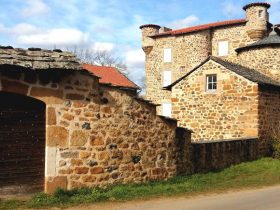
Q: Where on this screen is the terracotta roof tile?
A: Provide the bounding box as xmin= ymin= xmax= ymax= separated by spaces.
xmin=83 ymin=64 xmax=140 ymax=89
xmin=151 ymin=19 xmax=247 ymax=37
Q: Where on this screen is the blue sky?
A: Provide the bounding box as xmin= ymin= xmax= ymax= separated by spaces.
xmin=0 ymin=0 xmax=279 ymax=86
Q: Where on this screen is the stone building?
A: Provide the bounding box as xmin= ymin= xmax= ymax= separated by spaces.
xmin=0 ymin=46 xmax=193 ymax=194
xmin=140 ymin=2 xmax=280 ymax=154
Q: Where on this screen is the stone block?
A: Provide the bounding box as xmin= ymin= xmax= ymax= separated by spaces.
xmin=63 ymin=113 xmax=75 ymax=121
xmin=82 ymin=175 xmax=96 ymax=183
xmin=45 ymin=176 xmax=67 ymax=194
xmin=66 ymin=93 xmax=84 ymax=100
xmin=90 ymin=167 xmax=104 ymax=174
xmin=98 ymin=151 xmax=110 ymax=161
xmin=47 ymin=107 xmax=56 ymax=125
xmin=70 ymin=130 xmax=89 ymax=146
xmin=90 ymin=136 xmax=104 ymax=146
xmin=30 ymin=87 xmax=63 ymax=104
xmin=74 ymin=167 xmax=89 ymax=174
xmin=80 ymin=151 xmax=91 ymax=159
xmin=47 ymin=126 xmax=69 ymax=147
xmin=1 ymin=79 xmax=29 ymax=95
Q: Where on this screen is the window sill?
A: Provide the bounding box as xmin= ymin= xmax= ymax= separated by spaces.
xmin=205 ymin=90 xmax=218 ymax=94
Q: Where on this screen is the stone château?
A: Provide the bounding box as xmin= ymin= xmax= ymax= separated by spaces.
xmin=140 ymin=2 xmax=280 ymax=154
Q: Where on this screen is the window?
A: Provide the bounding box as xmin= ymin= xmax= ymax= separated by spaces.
xmin=218 ymin=41 xmax=229 ymax=56
xmin=164 ymin=48 xmax=172 ymax=62
xmin=180 ymin=66 xmax=186 ymax=72
xmin=163 ymin=71 xmax=172 ymax=87
xmin=206 ymin=74 xmax=217 ymax=91
xmin=258 ymin=10 xmax=264 ymax=18
xmin=162 ymin=102 xmax=172 ymax=117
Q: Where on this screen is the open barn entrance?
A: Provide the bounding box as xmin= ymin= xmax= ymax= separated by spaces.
xmin=0 ymin=92 xmax=46 ymax=194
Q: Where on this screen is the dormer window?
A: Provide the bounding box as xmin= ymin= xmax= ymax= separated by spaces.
xmin=258 ymin=10 xmax=264 ymax=18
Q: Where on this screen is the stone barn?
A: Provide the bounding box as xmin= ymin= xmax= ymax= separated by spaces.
xmin=0 ymin=46 xmax=192 ymax=194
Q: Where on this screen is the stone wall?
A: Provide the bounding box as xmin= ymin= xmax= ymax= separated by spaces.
xmin=0 ymin=67 xmax=191 ymax=193
xmin=238 ymin=47 xmax=280 ymax=82
xmin=191 ymin=138 xmax=258 ymax=173
xmin=211 ymin=24 xmax=252 ymax=62
xmin=143 ymin=23 xmax=255 ymax=115
xmin=171 ymin=60 xmax=259 ymax=141
xmin=145 ymin=31 xmax=211 ymax=114
xmin=258 ymin=87 xmax=280 ymax=155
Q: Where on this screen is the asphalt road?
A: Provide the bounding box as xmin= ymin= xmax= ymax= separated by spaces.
xmin=68 ymin=185 xmax=280 ymax=210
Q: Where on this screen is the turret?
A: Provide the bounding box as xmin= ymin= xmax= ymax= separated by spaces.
xmin=243 ymin=2 xmax=270 ymax=40
xmin=139 ymin=24 xmax=160 ymax=54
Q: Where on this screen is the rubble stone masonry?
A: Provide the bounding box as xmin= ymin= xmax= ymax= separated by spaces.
xmin=0 ymin=68 xmax=190 ymax=193
xmin=238 ymin=47 xmax=280 ymax=82
xmin=171 ymin=60 xmax=259 ymax=141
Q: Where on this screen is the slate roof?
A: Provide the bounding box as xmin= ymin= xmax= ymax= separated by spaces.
xmin=149 ymin=19 xmax=247 ymax=38
xmin=83 ymin=64 xmax=140 ymax=90
xmin=243 ymin=2 xmax=270 ymax=10
xmin=0 ymin=46 xmax=82 ymax=70
xmin=164 ymin=56 xmax=280 ymax=90
xmin=236 ymin=29 xmax=280 ymax=53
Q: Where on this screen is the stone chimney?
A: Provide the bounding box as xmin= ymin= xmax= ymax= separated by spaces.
xmin=243 ymin=2 xmax=271 ymax=40
xmin=139 ymin=24 xmax=161 ymax=54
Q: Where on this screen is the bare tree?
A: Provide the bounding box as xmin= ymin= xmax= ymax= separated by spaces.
xmin=68 ymin=47 xmax=128 ymax=75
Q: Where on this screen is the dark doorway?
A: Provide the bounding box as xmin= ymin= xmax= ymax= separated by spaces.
xmin=0 ymin=92 xmax=46 ymax=194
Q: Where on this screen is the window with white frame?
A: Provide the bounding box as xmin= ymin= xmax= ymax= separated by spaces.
xmin=206 ymin=74 xmax=217 ymax=91
xmin=162 ymin=102 xmax=172 ymax=117
xmin=218 ymin=41 xmax=229 ymax=56
xmin=163 ymin=48 xmax=172 ymax=62
xmin=163 ymin=70 xmax=172 ymax=87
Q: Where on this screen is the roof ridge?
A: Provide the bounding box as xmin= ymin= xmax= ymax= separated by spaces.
xmin=165 ymin=56 xmax=280 ymax=90
xmin=210 ymin=56 xmax=280 ymax=86
xmin=151 ymin=19 xmax=246 ymax=37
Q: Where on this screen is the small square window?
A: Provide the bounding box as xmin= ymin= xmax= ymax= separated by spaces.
xmin=206 ymin=74 xmax=217 ymax=91
xmin=180 ymin=66 xmax=186 ymax=72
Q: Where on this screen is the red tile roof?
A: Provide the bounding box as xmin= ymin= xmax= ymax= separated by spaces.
xmin=83 ymin=64 xmax=140 ymax=89
xmin=151 ymin=19 xmax=247 ymax=37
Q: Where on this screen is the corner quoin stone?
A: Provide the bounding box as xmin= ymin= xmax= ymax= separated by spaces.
xmin=47 ymin=126 xmax=69 ymax=147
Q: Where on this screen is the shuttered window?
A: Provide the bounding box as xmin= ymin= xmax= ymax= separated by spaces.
xmin=164 ymin=48 xmax=172 ymax=62
xmin=163 ymin=71 xmax=172 ymax=87
xmin=218 ymin=41 xmax=229 ymax=56
xmin=162 ymin=102 xmax=172 ymax=117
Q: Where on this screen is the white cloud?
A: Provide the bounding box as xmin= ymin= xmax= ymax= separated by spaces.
xmin=21 ymin=0 xmax=50 ymax=18
xmin=222 ymin=1 xmax=242 ymax=18
xmin=17 ymin=28 xmax=89 ymax=47
xmin=92 ymin=42 xmax=115 ymax=52
xmin=168 ymin=15 xmax=199 ymax=29
xmin=125 ymin=49 xmax=145 ymax=69
xmin=125 ymin=49 xmax=145 ymax=87
xmin=9 ymin=23 xmax=43 ymax=35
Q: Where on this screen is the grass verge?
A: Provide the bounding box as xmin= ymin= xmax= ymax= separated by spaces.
xmin=1 ymin=157 xmax=280 ymax=209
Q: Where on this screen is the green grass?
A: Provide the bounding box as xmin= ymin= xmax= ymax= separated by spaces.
xmin=2 ymin=158 xmax=280 ymax=209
